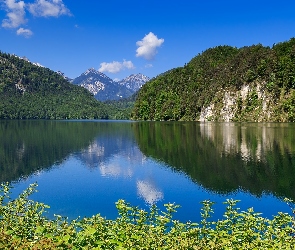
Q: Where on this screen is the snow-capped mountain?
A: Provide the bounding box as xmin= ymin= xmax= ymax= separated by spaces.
xmin=118 ymin=73 xmax=150 ymax=92
xmin=72 ymin=68 xmax=131 ymax=101
xmin=72 ymin=68 xmax=149 ymax=101
xmin=72 ymin=68 xmax=113 ymax=95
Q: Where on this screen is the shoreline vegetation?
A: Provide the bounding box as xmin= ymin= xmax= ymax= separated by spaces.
xmin=1 ymin=183 xmax=294 ymax=249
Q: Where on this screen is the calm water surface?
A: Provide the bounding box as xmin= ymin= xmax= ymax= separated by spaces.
xmin=0 ymin=120 xmax=294 ymax=222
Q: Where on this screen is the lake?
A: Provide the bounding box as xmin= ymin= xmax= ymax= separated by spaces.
xmin=0 ymin=120 xmax=294 ymax=222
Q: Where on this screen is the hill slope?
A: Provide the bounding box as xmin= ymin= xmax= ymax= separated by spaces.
xmin=0 ymin=52 xmax=108 ymax=119
xmin=132 ymin=38 xmax=295 ymax=122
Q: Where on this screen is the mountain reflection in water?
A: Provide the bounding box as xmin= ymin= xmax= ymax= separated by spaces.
xmin=1 ymin=120 xmax=294 ymax=221
xmin=133 ymin=122 xmax=295 ymax=200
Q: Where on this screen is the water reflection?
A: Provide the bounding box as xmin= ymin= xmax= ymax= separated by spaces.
xmin=77 ymin=138 xmax=163 ymax=204
xmin=133 ymin=122 xmax=295 ymax=200
xmin=0 ymin=120 xmax=101 ymax=183
xmin=200 ymin=122 xmax=295 ymax=163
xmin=137 ymin=179 xmax=163 ymax=205
xmin=1 ymin=120 xmax=294 ymax=221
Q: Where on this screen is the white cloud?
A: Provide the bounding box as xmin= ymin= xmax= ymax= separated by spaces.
xmin=136 ymin=32 xmax=164 ymax=60
xmin=145 ymin=63 xmax=153 ymax=68
xmin=1 ymin=0 xmax=71 ymax=37
xmin=1 ymin=0 xmax=27 ymax=28
xmin=122 ymin=60 xmax=134 ymax=69
xmin=99 ymin=60 xmax=135 ymax=74
xmin=16 ymin=27 xmax=33 ymax=37
xmin=28 ymin=0 xmax=71 ymax=17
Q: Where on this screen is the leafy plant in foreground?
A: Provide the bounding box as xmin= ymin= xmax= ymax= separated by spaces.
xmin=0 ymin=183 xmax=294 ymax=249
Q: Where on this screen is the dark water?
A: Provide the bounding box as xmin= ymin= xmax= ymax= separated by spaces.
xmin=0 ymin=120 xmax=294 ymax=222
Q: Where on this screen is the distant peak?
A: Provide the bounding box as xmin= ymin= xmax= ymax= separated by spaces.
xmin=121 ymin=73 xmax=150 ymax=81
xmin=83 ymin=68 xmax=98 ymax=75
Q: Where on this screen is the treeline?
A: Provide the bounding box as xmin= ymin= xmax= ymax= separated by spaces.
xmin=0 ymin=51 xmax=108 ymax=119
xmin=104 ymin=93 xmax=137 ymax=120
xmin=132 ymin=38 xmax=295 ymax=121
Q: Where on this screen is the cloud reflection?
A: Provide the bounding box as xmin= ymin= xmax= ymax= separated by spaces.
xmin=99 ymin=161 xmax=133 ymax=178
xmin=137 ymin=179 xmax=163 ymax=205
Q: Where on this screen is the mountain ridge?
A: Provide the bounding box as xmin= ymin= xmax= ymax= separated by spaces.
xmin=71 ymin=68 xmax=149 ymax=101
xmin=117 ymin=73 xmax=150 ymax=92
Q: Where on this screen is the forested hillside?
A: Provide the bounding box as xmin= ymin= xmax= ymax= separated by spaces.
xmin=104 ymin=92 xmax=138 ymax=119
xmin=132 ymin=38 xmax=295 ymax=122
xmin=0 ymin=52 xmax=108 ymax=119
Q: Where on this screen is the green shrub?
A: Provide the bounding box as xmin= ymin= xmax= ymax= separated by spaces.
xmin=0 ymin=183 xmax=294 ymax=249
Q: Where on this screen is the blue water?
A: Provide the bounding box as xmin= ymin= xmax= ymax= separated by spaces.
xmin=10 ymin=147 xmax=290 ymax=222
xmin=2 ymin=120 xmax=293 ymax=223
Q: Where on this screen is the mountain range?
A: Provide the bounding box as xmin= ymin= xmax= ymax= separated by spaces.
xmin=71 ymin=68 xmax=150 ymax=101
xmin=13 ymin=57 xmax=150 ymax=102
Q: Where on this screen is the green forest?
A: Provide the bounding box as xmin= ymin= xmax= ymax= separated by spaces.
xmin=3 ymin=37 xmax=295 ymax=121
xmin=0 ymin=51 xmax=113 ymax=119
xmin=132 ymin=37 xmax=295 ymax=122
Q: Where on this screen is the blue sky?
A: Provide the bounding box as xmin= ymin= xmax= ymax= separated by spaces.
xmin=1 ymin=0 xmax=295 ymax=80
